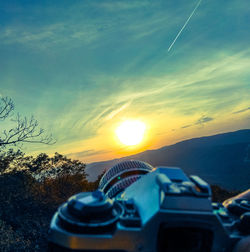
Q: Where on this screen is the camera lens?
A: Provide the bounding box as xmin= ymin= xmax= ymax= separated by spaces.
xmin=99 ymin=160 xmax=153 ymax=198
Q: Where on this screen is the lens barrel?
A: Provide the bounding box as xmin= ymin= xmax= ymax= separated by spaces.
xmin=99 ymin=160 xmax=153 ymax=198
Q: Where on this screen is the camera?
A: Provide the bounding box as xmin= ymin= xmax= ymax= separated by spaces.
xmin=48 ymin=160 xmax=250 ymax=252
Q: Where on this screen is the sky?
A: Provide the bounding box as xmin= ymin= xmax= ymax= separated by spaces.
xmin=0 ymin=0 xmax=250 ymax=163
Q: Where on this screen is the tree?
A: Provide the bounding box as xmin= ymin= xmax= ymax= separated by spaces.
xmin=0 ymin=149 xmax=26 ymax=173
xmin=0 ymin=96 xmax=55 ymax=150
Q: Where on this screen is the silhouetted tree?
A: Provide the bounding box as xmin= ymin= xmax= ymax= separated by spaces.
xmin=0 ymin=151 xmax=91 ymax=251
xmin=0 ymin=96 xmax=55 ymax=150
xmin=0 ymin=149 xmax=243 ymax=251
xmin=0 ymin=149 xmax=27 ymax=173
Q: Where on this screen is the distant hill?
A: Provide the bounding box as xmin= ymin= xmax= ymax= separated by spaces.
xmin=85 ymin=129 xmax=250 ymax=190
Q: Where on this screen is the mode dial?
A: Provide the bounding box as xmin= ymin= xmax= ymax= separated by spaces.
xmin=67 ymin=190 xmax=113 ymax=221
xmin=58 ymin=190 xmax=123 ymax=233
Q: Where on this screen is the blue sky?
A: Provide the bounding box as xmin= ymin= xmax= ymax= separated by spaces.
xmin=1 ymin=0 xmax=249 ymax=162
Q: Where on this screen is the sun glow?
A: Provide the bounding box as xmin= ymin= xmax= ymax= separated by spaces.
xmin=115 ymin=120 xmax=146 ymax=146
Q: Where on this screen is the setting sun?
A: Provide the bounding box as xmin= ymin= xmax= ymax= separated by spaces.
xmin=115 ymin=120 xmax=146 ymax=146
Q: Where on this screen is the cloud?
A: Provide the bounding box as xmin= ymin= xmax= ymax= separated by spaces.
xmin=69 ymin=85 xmax=166 ymax=140
xmin=80 ymin=101 xmax=130 ymax=130
xmin=233 ymin=107 xmax=250 ymax=114
xmin=195 ymin=116 xmax=214 ymax=125
xmin=67 ymin=149 xmax=110 ymax=158
xmin=77 ymin=49 xmax=250 ymax=133
xmin=0 ymin=2 xmax=151 ymax=50
xmin=94 ymin=1 xmax=151 ymax=11
xmin=0 ymin=0 xmax=188 ymax=52
xmin=78 ymin=83 xmax=166 ymax=124
xmin=23 ymin=47 xmax=250 ymax=150
xmin=181 ymin=124 xmax=192 ymax=129
xmin=0 ymin=22 xmax=101 ymax=50
xmin=105 ymin=102 xmax=131 ymax=120
xmin=181 ymin=115 xmax=214 ymax=130
xmin=2 ymin=0 xmax=250 ymax=161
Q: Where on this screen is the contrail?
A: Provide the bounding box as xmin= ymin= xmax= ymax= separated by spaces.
xmin=168 ymin=0 xmax=203 ymax=52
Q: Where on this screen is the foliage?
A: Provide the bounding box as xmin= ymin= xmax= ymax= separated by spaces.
xmin=0 ymin=150 xmax=87 ymax=179
xmin=0 ymin=150 xmax=242 ymax=251
xmin=0 ymin=151 xmax=98 ymax=251
xmin=0 ymin=149 xmax=26 ymax=173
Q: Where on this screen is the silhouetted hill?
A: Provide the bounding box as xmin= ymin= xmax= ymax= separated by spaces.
xmin=86 ymin=129 xmax=250 ymax=190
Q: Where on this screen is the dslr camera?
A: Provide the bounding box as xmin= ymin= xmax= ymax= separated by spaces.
xmin=48 ymin=160 xmax=250 ymax=252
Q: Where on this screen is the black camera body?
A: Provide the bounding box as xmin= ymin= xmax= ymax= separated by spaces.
xmin=48 ymin=160 xmax=250 ymax=252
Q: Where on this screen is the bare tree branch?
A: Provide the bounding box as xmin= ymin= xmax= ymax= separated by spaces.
xmin=0 ymin=97 xmax=14 ymax=120
xmin=0 ymin=97 xmax=56 ymax=149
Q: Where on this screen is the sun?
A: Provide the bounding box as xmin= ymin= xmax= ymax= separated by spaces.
xmin=115 ymin=120 xmax=146 ymax=146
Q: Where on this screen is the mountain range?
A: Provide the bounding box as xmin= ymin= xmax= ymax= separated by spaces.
xmin=85 ymin=129 xmax=250 ymax=190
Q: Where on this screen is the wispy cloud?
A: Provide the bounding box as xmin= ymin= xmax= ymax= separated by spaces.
xmin=33 ymin=48 xmax=250 ymax=150
xmin=180 ymin=115 xmax=214 ymax=130
xmin=195 ymin=116 xmax=214 ymax=125
xmin=0 ymin=22 xmax=101 ymax=50
xmin=2 ymin=0 xmax=250 ymax=161
xmin=0 ymin=0 xmax=192 ymax=51
xmin=79 ymin=101 xmax=131 ymax=131
xmin=233 ymin=107 xmax=250 ymax=114
xmin=67 ymin=149 xmax=109 ymax=158
xmin=0 ymin=1 xmax=156 ymax=50
xmin=70 ymin=49 xmax=250 ymax=138
xmin=105 ymin=102 xmax=131 ymax=120
xmin=93 ymin=0 xmax=151 ymax=11
xmin=181 ymin=124 xmax=192 ymax=129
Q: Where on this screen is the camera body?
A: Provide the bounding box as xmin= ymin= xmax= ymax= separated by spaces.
xmin=48 ymin=161 xmax=250 ymax=252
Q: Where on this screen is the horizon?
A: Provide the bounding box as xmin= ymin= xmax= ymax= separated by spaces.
xmin=1 ymin=0 xmax=250 ymax=163
xmin=85 ymin=128 xmax=250 ymax=164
